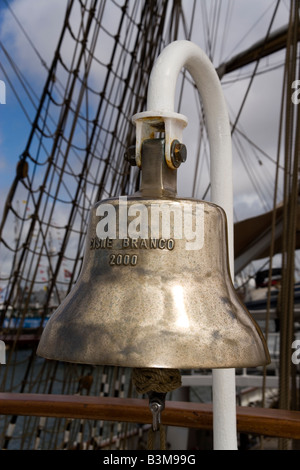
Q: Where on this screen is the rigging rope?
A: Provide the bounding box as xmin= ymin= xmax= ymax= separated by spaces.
xmin=0 ymin=0 xmax=173 ymax=450
xmin=0 ymin=0 xmax=297 ymax=451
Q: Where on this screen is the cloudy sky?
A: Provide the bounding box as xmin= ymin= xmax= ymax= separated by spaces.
xmin=0 ymin=0 xmax=295 ymax=280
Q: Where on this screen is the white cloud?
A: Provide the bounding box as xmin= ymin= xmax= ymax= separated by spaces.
xmin=0 ymin=0 xmax=67 ymax=82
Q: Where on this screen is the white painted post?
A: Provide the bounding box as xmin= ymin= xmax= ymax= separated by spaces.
xmin=144 ymin=40 xmax=237 ymax=450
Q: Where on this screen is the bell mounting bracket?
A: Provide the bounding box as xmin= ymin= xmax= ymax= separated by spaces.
xmin=132 ymin=111 xmax=188 ymax=170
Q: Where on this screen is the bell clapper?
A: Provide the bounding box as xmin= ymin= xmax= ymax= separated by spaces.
xmin=132 ymin=368 xmax=182 ymax=449
xmin=147 ymin=391 xmax=167 ymax=450
xmin=148 ymin=391 xmax=166 ymax=432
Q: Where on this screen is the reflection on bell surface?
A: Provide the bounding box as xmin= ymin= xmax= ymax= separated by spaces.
xmin=37 ymin=138 xmax=270 ymax=369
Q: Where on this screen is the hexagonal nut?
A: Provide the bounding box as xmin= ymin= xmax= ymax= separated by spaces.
xmin=124 ymin=145 xmax=137 ymax=166
xmin=170 ymin=140 xmax=187 ymax=168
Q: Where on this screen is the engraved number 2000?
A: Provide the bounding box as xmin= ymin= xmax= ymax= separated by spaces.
xmin=109 ymin=254 xmax=138 ymax=266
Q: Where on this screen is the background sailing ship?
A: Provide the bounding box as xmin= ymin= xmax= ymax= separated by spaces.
xmin=0 ymin=0 xmax=299 ymax=450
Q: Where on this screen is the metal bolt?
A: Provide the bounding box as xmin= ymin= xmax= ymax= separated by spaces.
xmin=124 ymin=145 xmax=137 ymax=166
xmin=149 ymin=400 xmax=164 ymax=431
xmin=148 ymin=391 xmax=166 ymax=432
xmin=170 ymin=140 xmax=187 ymax=168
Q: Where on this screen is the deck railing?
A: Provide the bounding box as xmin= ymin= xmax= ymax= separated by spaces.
xmin=0 ymin=393 xmax=299 ymax=441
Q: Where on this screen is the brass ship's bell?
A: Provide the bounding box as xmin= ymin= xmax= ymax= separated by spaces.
xmin=37 ymin=137 xmax=270 ymax=369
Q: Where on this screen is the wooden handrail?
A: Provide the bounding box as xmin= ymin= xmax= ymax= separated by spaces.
xmin=0 ymin=393 xmax=299 ymax=440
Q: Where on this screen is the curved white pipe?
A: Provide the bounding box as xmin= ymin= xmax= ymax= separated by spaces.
xmin=146 ymin=40 xmax=237 ymax=450
xmin=147 ymin=41 xmax=233 ymax=258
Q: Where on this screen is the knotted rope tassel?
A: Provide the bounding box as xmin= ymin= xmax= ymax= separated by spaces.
xmin=147 ymin=424 xmax=166 ymax=450
xmin=132 ymin=367 xmax=182 ymax=394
